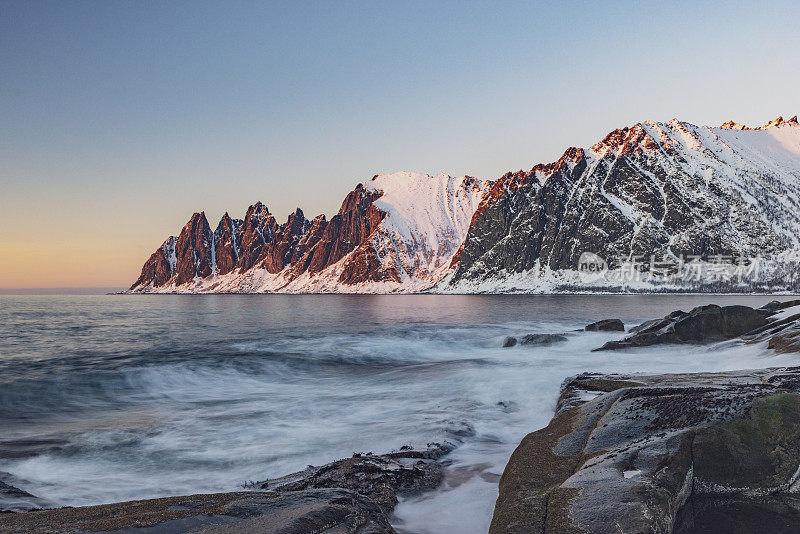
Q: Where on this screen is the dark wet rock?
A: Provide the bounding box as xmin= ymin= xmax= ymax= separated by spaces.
xmin=490 ymin=367 xmax=800 ymax=534
xmin=595 ymin=304 xmax=767 ymax=351
xmin=776 ymin=299 xmax=800 ymax=310
xmin=766 ymin=328 xmax=800 ymax=353
xmin=502 ymin=336 xmax=518 ymax=348
xmin=0 ymin=438 xmax=466 ymax=533
xmin=585 ymin=319 xmax=624 ymax=332
xmin=256 ymin=443 xmax=455 ymax=514
xmin=520 ymin=333 xmax=568 ymax=346
xmin=742 ymin=303 xmax=800 ymax=354
xmin=497 ymin=401 xmax=519 ymax=413
xmin=758 ymin=300 xmax=784 ymax=316
xmin=504 ymin=333 xmax=569 ymax=347
xmin=680 ymin=494 xmax=800 ymax=534
xmin=627 ymin=309 xmax=688 ymax=335
xmin=0 ymin=478 xmax=48 ymax=512
xmin=0 ymin=489 xmax=393 ymax=533
xmin=757 ymin=299 xmax=800 ymax=317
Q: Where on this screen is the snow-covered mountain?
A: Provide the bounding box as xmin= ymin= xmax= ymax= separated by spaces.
xmin=130 ymin=172 xmax=489 ymax=293
xmin=442 ymin=115 xmax=800 ymax=292
xmin=131 ymin=115 xmax=800 ymax=293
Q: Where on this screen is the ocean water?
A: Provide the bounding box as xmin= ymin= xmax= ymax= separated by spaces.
xmin=1 ymin=294 xmax=799 ymax=533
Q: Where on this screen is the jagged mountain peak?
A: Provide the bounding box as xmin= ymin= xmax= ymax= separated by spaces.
xmin=244 ymin=201 xmax=271 ymax=217
xmin=131 ymin=171 xmax=489 ymax=292
xmin=184 ymin=211 xmax=208 ymax=225
xmin=719 ymin=115 xmax=798 ymax=130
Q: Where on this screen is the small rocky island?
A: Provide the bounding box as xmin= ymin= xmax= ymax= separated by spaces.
xmin=2 ymin=300 xmax=800 ymax=533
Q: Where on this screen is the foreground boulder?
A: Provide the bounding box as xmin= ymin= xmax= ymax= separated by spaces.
xmin=742 ymin=303 xmax=800 ymax=354
xmin=490 ymin=366 xmax=800 ymax=534
xmin=0 ymin=479 xmax=48 ymax=513
xmin=757 ymin=299 xmax=800 ymax=317
xmin=0 ymin=439 xmax=462 ymax=534
xmin=0 ymin=489 xmax=394 ymax=533
xmin=595 ymin=304 xmax=767 ymax=350
xmin=255 ymin=443 xmax=455 ymax=514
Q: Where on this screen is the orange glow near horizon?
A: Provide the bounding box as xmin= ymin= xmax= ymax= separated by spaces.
xmin=0 ymin=239 xmax=147 ymax=289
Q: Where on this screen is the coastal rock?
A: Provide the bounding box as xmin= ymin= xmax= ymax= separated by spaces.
xmin=0 ymin=489 xmax=394 ymax=534
xmin=490 ymin=367 xmax=800 ymax=534
xmin=757 ymin=299 xmax=800 ymax=317
xmin=255 ymin=440 xmax=461 ymax=515
xmin=0 ymin=440 xmax=463 ymax=533
xmin=260 ymin=450 xmax=443 ymax=514
xmin=502 ymin=336 xmax=518 ymax=348
xmin=585 ymin=319 xmax=624 ymax=332
xmin=502 ymin=334 xmax=568 ymax=347
xmin=520 ymin=333 xmax=568 ymax=346
xmin=595 ymin=304 xmax=767 ymax=350
xmin=742 ymin=303 xmax=800 ymax=354
xmin=0 ymin=479 xmax=48 ymax=512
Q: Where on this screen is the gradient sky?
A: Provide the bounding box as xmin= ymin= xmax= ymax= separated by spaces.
xmin=2 ymin=1 xmax=799 ymax=288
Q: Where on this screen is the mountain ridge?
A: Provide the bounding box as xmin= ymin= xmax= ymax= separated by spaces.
xmin=131 ymin=115 xmax=800 ymax=293
xmin=131 ymin=171 xmax=489 ymax=293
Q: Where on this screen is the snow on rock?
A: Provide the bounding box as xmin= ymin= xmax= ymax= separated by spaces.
xmin=364 ymin=172 xmax=488 ymax=285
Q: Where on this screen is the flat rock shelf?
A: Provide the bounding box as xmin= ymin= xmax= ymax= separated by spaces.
xmin=490 ymin=367 xmax=800 ymax=534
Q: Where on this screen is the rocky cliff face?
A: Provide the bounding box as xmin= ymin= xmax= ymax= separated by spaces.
xmin=213 ymin=212 xmax=242 ymax=276
xmin=131 ymin=116 xmax=800 ymax=293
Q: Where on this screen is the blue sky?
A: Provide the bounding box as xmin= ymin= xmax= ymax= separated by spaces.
xmin=1 ymin=1 xmax=799 ymax=287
